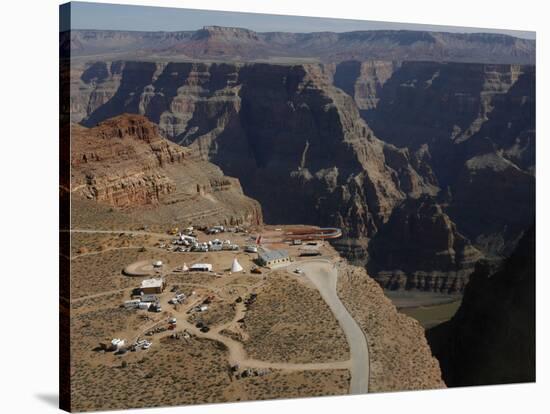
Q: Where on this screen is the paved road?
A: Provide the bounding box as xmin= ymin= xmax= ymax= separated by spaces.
xmin=70 ymin=228 xmax=370 ymax=390
xmin=290 ymin=260 xmax=370 ymax=394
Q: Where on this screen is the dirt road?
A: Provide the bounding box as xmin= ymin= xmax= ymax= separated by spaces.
xmin=290 ymin=260 xmax=370 ymax=394
xmin=67 ymin=228 xmax=169 ymax=238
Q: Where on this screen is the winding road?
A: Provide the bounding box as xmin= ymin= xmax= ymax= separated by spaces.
xmin=289 ymin=260 xmax=370 ymax=394
xmin=70 ymin=228 xmax=370 ymax=394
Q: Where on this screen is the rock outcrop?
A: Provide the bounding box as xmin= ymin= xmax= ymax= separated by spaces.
xmin=337 ymin=262 xmax=446 ymax=391
xmin=70 ymin=114 xmax=262 ymax=227
xmin=427 ymin=226 xmax=535 ymax=386
xmin=367 ymin=195 xmax=482 ymax=292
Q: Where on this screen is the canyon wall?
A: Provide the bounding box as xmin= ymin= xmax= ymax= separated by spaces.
xmin=70 ymin=59 xmax=535 ymax=292
xmin=71 ymin=60 xmax=435 ymax=245
xmin=354 ymin=61 xmax=535 ymax=259
xmin=426 ymin=226 xmax=535 ymax=386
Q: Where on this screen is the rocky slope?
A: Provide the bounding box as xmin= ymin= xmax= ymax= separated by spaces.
xmin=62 ymin=27 xmax=535 ymax=64
xmin=337 ymin=261 xmax=445 ymax=391
xmin=426 ymin=226 xmax=535 ymax=386
xmin=70 ymin=114 xmax=262 ymax=227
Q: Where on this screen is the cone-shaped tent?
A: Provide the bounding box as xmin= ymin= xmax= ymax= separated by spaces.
xmin=231 ymin=258 xmax=243 ymax=273
xmin=182 ymin=263 xmax=189 ymax=272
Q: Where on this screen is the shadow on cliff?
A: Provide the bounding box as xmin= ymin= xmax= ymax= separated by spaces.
xmin=82 ymin=61 xmax=157 ymax=127
xmin=426 ymin=224 xmax=535 ymax=387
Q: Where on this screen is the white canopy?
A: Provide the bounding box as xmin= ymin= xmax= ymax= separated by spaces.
xmin=231 ymin=258 xmax=243 ymax=273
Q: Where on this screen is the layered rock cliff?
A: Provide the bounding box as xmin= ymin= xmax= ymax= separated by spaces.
xmin=426 ymin=226 xmax=535 ymax=386
xmin=367 ymin=195 xmax=482 ymax=292
xmin=332 ymin=60 xmax=400 ymax=111
xmin=71 ymin=61 xmax=436 ymax=249
xmin=70 ymin=114 xmax=263 ymax=227
xmin=69 ymin=59 xmax=535 ymax=292
xmin=359 ymin=61 xmax=535 ymax=260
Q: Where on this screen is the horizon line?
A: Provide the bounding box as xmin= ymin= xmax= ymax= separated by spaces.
xmin=60 ymin=2 xmax=536 ymax=40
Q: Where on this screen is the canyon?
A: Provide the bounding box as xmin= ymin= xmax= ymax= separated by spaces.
xmin=63 ymin=25 xmax=536 ymax=395
xmin=69 ymin=54 xmax=535 ymax=294
xmin=68 ymin=114 xmax=446 ymax=400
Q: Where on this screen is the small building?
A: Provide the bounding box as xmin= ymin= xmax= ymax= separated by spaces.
xmin=153 ymin=260 xmax=163 ymax=268
xmin=258 ymin=249 xmax=290 ymax=268
xmin=190 ymin=263 xmax=213 ymax=272
xmin=140 ymin=278 xmax=166 ymax=294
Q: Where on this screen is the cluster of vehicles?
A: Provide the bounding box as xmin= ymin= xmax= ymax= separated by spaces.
xmin=123 ymin=297 xmax=162 ymax=312
xmin=168 ymin=293 xmax=187 ymax=305
xmin=187 ymin=295 xmax=215 ymax=315
xmin=195 ymin=321 xmax=210 ymax=333
xmin=131 ymin=339 xmax=152 ymax=351
xmin=106 ymin=338 xmax=152 ymax=356
xmin=188 ymin=239 xmax=240 ymax=253
xmin=167 ymin=226 xmax=240 ymax=253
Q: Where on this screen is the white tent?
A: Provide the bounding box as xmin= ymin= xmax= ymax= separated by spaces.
xmin=153 ymin=260 xmax=163 ymax=267
xmin=182 ymin=263 xmax=189 ymax=272
xmin=231 ymin=258 xmax=243 ymax=273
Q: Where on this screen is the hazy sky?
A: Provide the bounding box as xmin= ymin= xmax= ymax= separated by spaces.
xmin=60 ymin=1 xmax=535 ymax=40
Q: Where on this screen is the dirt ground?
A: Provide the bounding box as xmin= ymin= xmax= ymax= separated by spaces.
xmin=337 ymin=263 xmax=446 ymax=392
xmin=69 ymin=224 xmax=353 ymax=411
xmin=243 ymin=272 xmax=350 ymax=363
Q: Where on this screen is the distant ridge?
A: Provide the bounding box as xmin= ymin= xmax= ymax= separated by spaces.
xmin=62 ymin=26 xmax=535 ymax=64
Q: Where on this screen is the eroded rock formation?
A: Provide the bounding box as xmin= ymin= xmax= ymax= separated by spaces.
xmin=69 ymin=58 xmax=535 ymax=292
xmin=70 ymin=114 xmax=262 ymax=227
xmin=367 ymin=195 xmax=482 ymax=292
xmin=360 ymin=62 xmax=535 ymax=259
xmin=72 ymin=61 xmax=436 ymax=250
